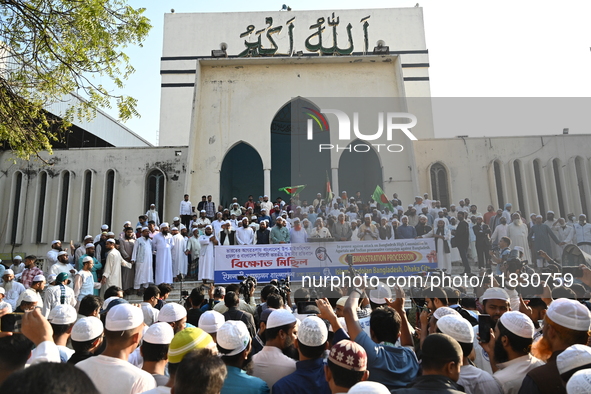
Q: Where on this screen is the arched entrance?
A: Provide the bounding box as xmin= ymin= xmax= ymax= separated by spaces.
xmin=338 ymin=140 xmax=383 ymax=203
xmin=270 ymin=98 xmax=331 ymax=204
xmin=220 ymin=143 xmax=264 ymax=209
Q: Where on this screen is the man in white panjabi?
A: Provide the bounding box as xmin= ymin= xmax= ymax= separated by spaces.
xmin=236 ymin=218 xmax=255 ymax=245
xmin=422 ymin=218 xmax=452 ymax=272
xmin=132 ymin=227 xmax=154 ymax=291
xmin=506 ymin=213 xmax=532 ymax=265
xmin=146 ymin=204 xmax=161 ymax=227
xmin=152 ymin=223 xmax=174 ymax=285
xmin=185 ymin=227 xmax=202 ymax=276
xmin=490 ymin=217 xmax=508 ymax=248
xmin=49 ymin=251 xmax=77 ymax=288
xmin=101 ymin=239 xmax=132 ymax=298
xmin=45 ymin=240 xmax=62 ymax=275
xmin=574 ymin=214 xmax=591 ymax=254
xmin=544 ymin=211 xmax=562 ymax=262
xmin=198 ymin=225 xmax=218 ymax=283
xmin=554 ymin=217 xmax=574 ymax=255
xmin=170 ymin=227 xmax=187 ymax=278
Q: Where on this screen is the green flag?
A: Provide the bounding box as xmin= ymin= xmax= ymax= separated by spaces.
xmin=278 ymin=185 xmax=306 ymax=196
xmin=372 ymin=185 xmax=394 ymax=211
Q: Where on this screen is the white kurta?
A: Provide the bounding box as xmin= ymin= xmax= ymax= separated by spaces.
xmin=198 ymin=235 xmax=215 ymax=281
xmin=44 ymin=249 xmax=59 ymax=275
xmin=556 ymin=224 xmax=575 ymax=256
xmin=423 ymin=228 xmax=452 ymax=272
xmin=171 ymin=233 xmax=187 ymax=276
xmin=545 ymin=220 xmax=562 ymax=262
xmin=507 ymin=222 xmax=532 ymax=264
xmin=153 ymin=233 xmax=174 ymax=285
xmin=236 ymin=226 xmax=255 ymax=245
xmin=574 ymin=223 xmax=591 ymax=254
xmin=49 ymin=262 xmax=77 ymax=288
xmin=1 ymin=281 xmax=26 ymax=310
xmin=101 ymin=248 xmax=132 ymax=298
xmin=490 ymin=224 xmax=508 ymax=246
xmin=132 ymin=237 xmax=154 ymax=289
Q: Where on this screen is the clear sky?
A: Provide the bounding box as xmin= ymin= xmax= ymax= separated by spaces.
xmin=107 ymin=1 xmax=591 ymax=144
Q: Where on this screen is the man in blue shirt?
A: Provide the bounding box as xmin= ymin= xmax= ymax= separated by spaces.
xmin=344 ymin=285 xmax=419 ymax=391
xmin=218 ymin=320 xmax=270 ymax=394
xmin=396 ymin=215 xmax=418 ymax=239
xmin=273 ymin=316 xmax=331 ymax=394
xmin=270 ymin=218 xmax=290 ymax=244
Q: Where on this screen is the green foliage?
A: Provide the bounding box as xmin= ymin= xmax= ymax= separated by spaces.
xmin=0 ymin=0 xmax=151 ymax=159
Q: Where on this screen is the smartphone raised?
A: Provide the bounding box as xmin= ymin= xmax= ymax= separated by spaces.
xmin=478 ymin=314 xmax=492 ymax=343
xmin=1 ymin=312 xmax=24 ymax=333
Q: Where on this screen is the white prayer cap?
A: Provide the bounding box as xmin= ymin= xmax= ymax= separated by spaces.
xmin=264 ymin=195 xmax=269 ymax=198
xmin=205 ymin=225 xmax=212 ymax=230
xmin=251 ymin=215 xmax=257 ymax=220
xmin=349 ymin=381 xmax=391 ymax=394
xmin=232 ymin=202 xmax=238 ymax=206
xmin=536 ymin=215 xmax=543 ymax=219
xmin=364 ymin=213 xmax=372 ymax=218
xmin=436 ymin=315 xmax=474 ymax=344
xmin=20 ymin=290 xmax=38 ymax=304
xmin=557 ymin=345 xmax=591 ymax=376
xmin=261 ymin=208 xmax=267 ymax=212
xmin=173 ymin=217 xmax=180 ymax=221
xmin=198 ymin=310 xmax=225 ymax=334
xmin=200 ymin=209 xmax=206 ymax=213
xmin=106 ymin=303 xmax=144 ymax=331
xmin=171 ymin=227 xmax=178 ymax=231
xmin=13 ymin=255 xmax=22 ymax=260
xmin=480 ymin=287 xmax=510 ymax=301
xmin=224 ymin=220 xmax=232 ymax=225
xmin=476 ymin=215 xmax=483 ymax=219
xmin=567 ymin=369 xmax=591 ymax=393
xmin=217 ymin=320 xmax=250 ymax=356
xmin=317 ymin=193 xmax=322 ymax=196
xmin=0 ymin=288 xmax=4 ymax=295
xmin=369 ymin=283 xmax=392 ymax=305
xmin=500 ymin=311 xmax=535 ymax=338
xmin=32 ymin=274 xmax=45 ymax=282
xmin=192 ymin=227 xmax=200 ymax=234
xmin=298 ymin=316 xmax=328 ymax=346
xmin=52 ymin=240 xmax=61 ymax=245
xmin=266 ymin=309 xmax=297 ymax=329
xmin=124 ymin=221 xmax=132 ymax=226
xmin=84 ymin=235 xmax=93 ymax=240
xmin=158 ymin=303 xmax=187 ymax=323
xmin=546 ymin=298 xmax=591 ymax=332
xmin=144 ymin=322 xmax=175 ymax=345
xmin=107 ymin=232 xmax=115 ymax=236
xmin=71 ymin=316 xmax=103 ymax=341
xmin=58 ymin=251 xmax=68 ymax=256
xmin=514 ymin=246 xmax=524 ymax=254
xmin=82 ymin=256 xmax=93 ymax=263
xmin=48 ymin=304 xmax=77 ymax=325
xmin=179 ymin=224 xmax=186 ymax=230
xmin=433 ymin=307 xmax=460 ymax=320
xmin=450 ymin=204 xmax=455 ymax=207
xmin=85 ymin=243 xmax=94 ymax=248
xmin=401 ymin=215 xmax=408 ymax=220
xmin=47 ymin=274 xmax=57 ymax=283
xmin=547 ymin=210 xmax=555 ymax=214
xmin=160 ymin=222 xmax=169 ymax=228
xmin=3 ymin=269 xmax=14 ymax=276
xmin=434 ymin=218 xmax=446 ymax=225
xmin=336 ymin=296 xmax=349 ymax=307
xmin=141 ymin=227 xmax=149 ymax=232
xmin=581 ymin=214 xmax=587 ymax=219
xmin=106 ymin=239 xmax=116 ymax=244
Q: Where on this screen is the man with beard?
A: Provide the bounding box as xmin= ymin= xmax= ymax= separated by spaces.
xmin=45 ymin=240 xmax=63 ymax=274
xmin=473 ymin=216 xmax=491 ymax=269
xmin=484 ymin=205 xmax=496 ymax=228
xmin=554 ymin=218 xmax=574 ymax=256
xmin=573 ymin=214 xmax=591 ymax=254
xmin=473 ymin=287 xmax=511 ymax=375
xmin=358 ymin=214 xmax=378 ymax=241
xmin=119 ymin=227 xmax=137 ymax=293
xmin=256 ymin=220 xmax=271 ymax=244
xmin=219 ymin=221 xmax=236 ymax=245
xmin=153 ymin=223 xmax=174 ymax=285
xmin=49 ymin=251 xmax=77 ymax=288
xmin=544 ymin=211 xmax=563 ymax=262
xmin=199 ymin=225 xmax=218 ymax=283
xmin=270 ymin=217 xmax=290 ymax=244
xmin=491 ymin=216 xmax=508 ymax=249
xmin=455 ymin=212 xmax=472 ymax=274
xmin=43 ymin=272 xmax=77 ymax=316
xmin=528 ymin=215 xmax=565 ymax=271
xmin=132 ymin=227 xmax=154 ymax=294
xmin=397 ymin=215 xmax=417 ymax=239
xmin=20 ymin=255 xmax=43 ymax=289
xmin=332 ymin=213 xmax=352 ymax=241
xmin=79 ymin=243 xmax=102 ymax=296
xmin=415 ymin=215 xmax=432 ymax=237
xmin=507 ymin=212 xmax=532 ymax=264
xmin=236 ymin=218 xmax=256 ymax=245
xmin=17 ymin=275 xmax=46 ymax=314
xmin=519 ymin=298 xmax=591 ymax=394
xmin=252 ymin=309 xmax=298 ymax=390
xmin=1 ymin=269 xmax=26 ymax=310
xmin=75 ymin=236 xmax=94 ymax=264
xmin=480 ymin=311 xmax=542 ymax=394
xmin=448 ymin=204 xmax=458 ymax=219
xmin=310 ymin=218 xmax=331 ymax=239
xmin=502 ymin=203 xmax=513 ymax=224
xmin=100 ymin=239 xmax=132 ymax=298
xmin=211 ymin=212 xmax=225 ymax=242
xmin=146 ymin=204 xmax=161 ymax=227
xmin=172 ymin=226 xmax=188 ymax=279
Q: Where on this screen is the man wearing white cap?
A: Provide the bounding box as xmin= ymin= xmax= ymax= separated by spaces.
xmin=146 ymin=204 xmax=161 ymax=227
xmin=252 ymin=309 xmax=298 ymax=389
xmin=9 ymin=255 xmax=24 ymax=278
xmin=132 ymin=227 xmax=154 ymax=292
xmin=1 ymin=269 xmax=25 ymax=310
xmin=219 ymin=220 xmax=237 ymax=245
xmin=76 ymin=304 xmax=157 ymax=393
xmin=45 ymin=239 xmax=62 ymax=274
xmin=75 ymin=235 xmax=94 ymax=264
xmin=237 ymin=217 xmax=256 ymax=245
xmin=171 ymin=226 xmax=188 ymax=278
xmin=158 ymin=303 xmax=187 ymax=334
xmin=273 ymin=316 xmax=330 ymax=394
xmin=141 ymin=322 xmax=175 ymax=386
xmin=437 ymin=315 xmax=502 ymax=394
xmin=358 ymin=214 xmax=378 ymax=241
xmin=556 ymin=344 xmax=591 ymax=386
xmin=507 ymin=212 xmax=532 ymax=265
xmin=573 ymin=214 xmax=591 ymax=254
xmin=0 ymin=287 xmax=12 ymax=312
xmin=48 ymin=304 xmax=78 ymax=362
xmin=198 ymin=225 xmax=218 ymax=283
xmin=218 ymin=320 xmax=270 ymax=394
xmin=566 ymin=369 xmax=591 ymax=394
xmin=49 ymin=251 xmax=77 ymax=288
xmin=74 ymin=257 xmax=101 ymax=306
xmin=153 ymin=223 xmax=174 ymax=285
xmin=16 ymin=275 xmax=45 ymax=314
xmin=100 ymin=239 xmax=132 ymax=299
xmin=69 ymin=316 xmax=104 ymax=365
xmin=198 ymin=310 xmax=225 ymax=341
xmin=473 ymin=287 xmax=511 ymax=375
xmin=519 ymin=298 xmax=591 ymax=394
xmin=477 ymin=311 xmax=542 ymax=394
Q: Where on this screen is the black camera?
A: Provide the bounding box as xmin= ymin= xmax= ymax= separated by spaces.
xmin=270 ymin=276 xmax=291 ymax=304
xmin=410 ymin=287 xmax=426 ymax=308
xmin=237 ymin=275 xmax=258 ymax=304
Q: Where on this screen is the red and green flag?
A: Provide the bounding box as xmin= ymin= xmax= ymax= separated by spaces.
xmin=326 ymin=172 xmax=334 ymax=203
xmin=372 ymin=184 xmax=394 ymax=211
xmin=278 ymin=185 xmax=306 ymax=196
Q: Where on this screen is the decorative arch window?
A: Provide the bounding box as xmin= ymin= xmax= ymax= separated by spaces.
xmin=575 ymin=157 xmax=588 ymax=217
xmin=58 ymin=171 xmax=70 ymax=241
xmin=553 ymin=159 xmax=566 ymax=218
xmin=81 ymin=170 xmax=93 ymax=238
xmin=11 ymin=172 xmax=23 ymax=244
xmin=513 ymin=161 xmax=526 ymax=215
xmin=104 ymin=170 xmax=115 ymax=229
xmin=146 ymin=169 xmax=165 ymax=219
xmin=36 ymin=171 xmax=48 ymax=243
xmin=493 ymin=161 xmax=505 ymax=208
xmin=533 ymin=160 xmax=545 ymax=214
xmin=430 ymin=163 xmax=450 ymax=209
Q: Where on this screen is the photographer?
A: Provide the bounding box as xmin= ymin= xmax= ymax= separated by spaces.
xmin=213 ymin=283 xmax=257 ymax=316
xmin=489 ymin=236 xmax=512 ymax=274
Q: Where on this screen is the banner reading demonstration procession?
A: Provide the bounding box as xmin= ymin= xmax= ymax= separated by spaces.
xmin=214 ymin=239 xmax=436 ymax=284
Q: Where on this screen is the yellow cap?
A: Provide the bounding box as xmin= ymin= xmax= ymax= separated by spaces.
xmin=167 ymin=327 xmax=214 ymax=364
